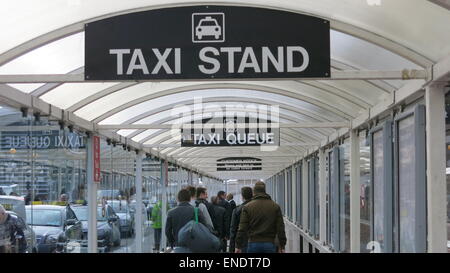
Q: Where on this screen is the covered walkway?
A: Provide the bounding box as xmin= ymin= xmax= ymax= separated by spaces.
xmin=0 ymin=0 xmax=449 ymax=253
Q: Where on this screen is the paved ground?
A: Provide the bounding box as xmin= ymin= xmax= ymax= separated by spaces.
xmin=111 ymin=222 xmax=157 ymax=253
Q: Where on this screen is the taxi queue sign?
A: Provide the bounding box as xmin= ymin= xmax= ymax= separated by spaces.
xmin=85 ymin=5 xmax=330 ymax=81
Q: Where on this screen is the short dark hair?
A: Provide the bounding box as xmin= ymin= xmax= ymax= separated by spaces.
xmin=241 ymin=187 xmax=253 ymax=201
xmin=196 ymin=187 xmax=207 ymax=198
xmin=185 ymin=186 xmax=196 ymax=198
xmin=177 ymin=189 xmax=191 ymax=202
xmin=217 ymin=191 xmax=226 ymax=198
xmin=253 ymin=181 xmax=266 ymax=194
xmin=211 ymin=196 xmax=218 ymax=204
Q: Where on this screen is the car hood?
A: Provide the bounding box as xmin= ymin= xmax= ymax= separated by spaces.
xmin=31 ymin=225 xmax=62 ymax=237
xmin=81 ymin=221 xmax=110 ymax=231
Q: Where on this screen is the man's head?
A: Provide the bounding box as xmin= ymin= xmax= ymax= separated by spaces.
xmin=217 ymin=191 xmax=226 ymax=200
xmin=0 ymin=204 xmax=7 ymax=224
xmin=241 ymin=187 xmax=253 ymax=201
xmin=177 ymin=189 xmax=191 ymax=203
xmin=196 ymin=187 xmax=208 ymax=200
xmin=253 ymin=181 xmax=266 ymax=194
xmin=60 ymin=194 xmax=68 ymax=202
xmin=226 ymin=193 xmax=233 ymax=201
xmin=185 ymin=186 xmax=196 ymax=200
xmin=211 ymin=196 xmax=218 ymax=205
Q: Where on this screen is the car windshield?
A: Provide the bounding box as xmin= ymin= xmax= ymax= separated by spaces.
xmin=200 ymin=20 xmax=217 ymax=26
xmin=72 ymin=207 xmax=108 ymax=221
xmin=110 ymin=202 xmax=129 ymax=213
xmin=98 ymin=190 xmax=120 ymax=199
xmin=26 ymin=209 xmax=62 ymax=227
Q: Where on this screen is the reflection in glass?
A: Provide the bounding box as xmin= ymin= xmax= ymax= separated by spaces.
xmin=359 ymin=132 xmax=371 ymax=253
xmin=373 ymin=130 xmax=385 ymax=252
xmin=398 ymin=117 xmax=416 ymax=252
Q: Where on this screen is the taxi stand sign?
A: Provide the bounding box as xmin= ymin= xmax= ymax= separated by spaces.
xmin=93 ymin=135 xmax=101 ymax=183
xmin=85 ymin=5 xmax=330 ymax=80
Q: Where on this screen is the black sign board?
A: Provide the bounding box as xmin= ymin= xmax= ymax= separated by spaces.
xmin=217 ymin=157 xmax=262 ymax=171
xmin=85 ymin=6 xmax=330 ymax=80
xmin=181 ymin=116 xmax=279 ymax=147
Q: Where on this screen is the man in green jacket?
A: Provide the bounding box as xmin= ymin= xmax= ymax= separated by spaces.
xmin=235 ymin=181 xmax=287 ymax=253
xmin=151 ymin=200 xmax=163 ymax=252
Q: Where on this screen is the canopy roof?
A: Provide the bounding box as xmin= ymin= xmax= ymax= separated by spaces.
xmin=1 ymin=0 xmax=449 ymax=180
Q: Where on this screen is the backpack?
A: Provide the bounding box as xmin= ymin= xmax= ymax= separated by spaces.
xmin=177 ymin=207 xmax=221 ymax=253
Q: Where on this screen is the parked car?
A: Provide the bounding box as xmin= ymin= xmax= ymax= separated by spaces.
xmin=107 ymin=200 xmax=134 ymax=237
xmin=25 ymin=205 xmax=83 ymax=253
xmin=97 ymin=190 xmax=122 ymax=200
xmin=0 ymin=195 xmax=37 ymax=253
xmin=72 ymin=204 xmax=121 ymax=249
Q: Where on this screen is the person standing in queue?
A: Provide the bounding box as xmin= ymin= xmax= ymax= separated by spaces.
xmin=194 ymin=187 xmax=216 ymax=231
xmin=185 ymin=186 xmax=197 ymax=207
xmin=165 ymin=189 xmax=208 ymax=249
xmin=210 ymin=196 xmax=229 ymax=252
xmin=226 ymin=193 xmax=237 ymax=213
xmin=217 ymin=191 xmax=231 ymax=251
xmin=235 ymin=181 xmax=286 ymax=253
xmin=151 ymin=196 xmax=163 ymax=252
xmin=229 ymin=187 xmax=253 ymax=253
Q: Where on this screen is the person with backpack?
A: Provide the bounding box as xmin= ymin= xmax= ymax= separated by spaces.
xmin=195 ymin=187 xmax=215 ymax=231
xmin=185 ymin=185 xmax=197 ymax=207
xmin=210 ymin=196 xmax=229 ymax=252
xmin=165 ymin=189 xmax=208 ymax=249
xmin=229 ymin=187 xmax=253 ymax=253
xmin=235 ymin=182 xmax=287 ymax=253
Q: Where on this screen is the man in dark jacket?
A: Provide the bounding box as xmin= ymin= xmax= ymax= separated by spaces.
xmin=235 ymin=182 xmax=286 ymax=253
xmin=210 ymin=196 xmax=229 ymax=252
xmin=165 ymin=189 xmax=208 ymax=248
xmin=217 ymin=191 xmax=232 ymax=234
xmin=226 ymin=193 xmax=237 ymax=213
xmin=229 ymin=187 xmax=253 ymax=253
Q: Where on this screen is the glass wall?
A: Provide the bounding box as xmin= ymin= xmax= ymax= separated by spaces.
xmin=340 ymin=140 xmax=350 ymax=253
xmin=295 ymin=163 xmax=302 ymax=227
xmin=0 ymin=103 xmax=87 ymax=253
xmin=446 ymin=93 xmax=450 ymax=253
xmin=359 ymin=131 xmax=371 ymax=253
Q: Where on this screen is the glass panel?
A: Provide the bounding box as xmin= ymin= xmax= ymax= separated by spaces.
xmin=0 ymin=104 xmax=87 ymax=253
xmin=330 ymin=150 xmax=337 ymax=250
xmin=341 ymin=140 xmax=351 ymax=252
xmin=360 ymin=132 xmax=372 ymax=253
xmin=314 ymin=158 xmax=320 ymax=238
xmin=373 ymin=130 xmax=385 ymax=252
xmin=398 ymin=116 xmax=416 ymax=252
xmin=296 ymin=165 xmax=302 ymax=227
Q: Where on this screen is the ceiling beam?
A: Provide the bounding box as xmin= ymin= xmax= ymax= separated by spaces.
xmin=0 ymin=69 xmax=428 ymax=84
xmin=97 ymin=122 xmax=350 ymax=130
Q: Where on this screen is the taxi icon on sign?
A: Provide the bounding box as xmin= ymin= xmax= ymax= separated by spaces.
xmin=196 ymin=16 xmax=221 ymax=40
xmin=192 ymin=13 xmax=225 ymax=43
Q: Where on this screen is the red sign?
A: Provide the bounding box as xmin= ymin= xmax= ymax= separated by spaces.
xmin=93 ymin=136 xmax=101 ymax=183
xmin=164 ymin=161 xmax=169 ymax=186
